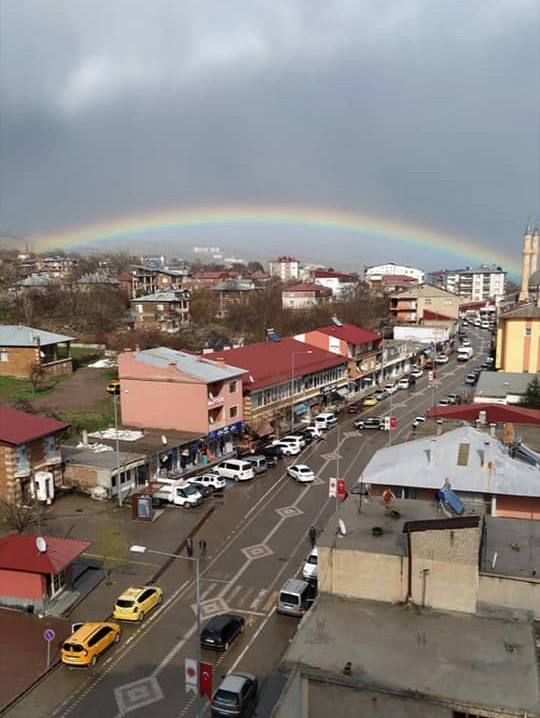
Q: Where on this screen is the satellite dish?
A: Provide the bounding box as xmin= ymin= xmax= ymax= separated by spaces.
xmin=338 ymin=519 xmax=347 ymax=536
xmin=35 ymin=536 xmax=47 ymax=553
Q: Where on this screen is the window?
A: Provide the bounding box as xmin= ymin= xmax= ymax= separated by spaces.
xmin=229 ymin=406 xmax=238 ymax=419
xmin=229 ymin=380 xmax=237 ymax=393
xmin=136 ymin=304 xmax=143 ymax=313
xmin=525 ymin=328 xmax=531 ymax=336
xmin=44 ymin=436 xmax=56 ymax=460
xmin=0 ymin=350 xmax=8 ymax=362
xmin=15 ymin=445 xmax=29 ymax=473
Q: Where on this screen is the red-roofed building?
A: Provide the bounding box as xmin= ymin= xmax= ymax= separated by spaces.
xmin=312 ymin=270 xmax=358 ymax=299
xmin=282 ymin=283 xmax=332 ymax=310
xmin=0 ymin=406 xmax=69 ymax=504
xmin=268 ymin=256 xmax=300 ymax=282
xmin=0 ymin=534 xmax=91 ymax=614
xmin=190 ymin=271 xmax=236 ymax=287
xmin=426 ymin=403 xmax=540 ymax=427
xmin=205 ymin=337 xmax=348 ymax=434
xmin=295 ymin=322 xmax=382 ymax=389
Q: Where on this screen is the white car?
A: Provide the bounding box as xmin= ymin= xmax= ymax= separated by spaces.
xmin=287 ymin=465 xmax=315 ymax=482
xmin=410 ymin=368 xmax=424 ymax=379
xmin=303 ymin=425 xmax=322 ymax=439
xmin=435 ymin=354 xmax=449 ymax=364
xmin=396 ymin=378 xmax=410 ymax=390
xmin=302 ymin=548 xmax=318 ymax=581
xmin=384 ymin=382 xmax=398 ymax=395
xmin=272 ymin=441 xmax=301 ymax=456
xmin=412 ymin=415 xmax=425 ymax=428
xmin=187 ymin=473 xmax=226 ymax=492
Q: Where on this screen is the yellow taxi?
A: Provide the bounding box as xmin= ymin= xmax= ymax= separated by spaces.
xmin=113 ymin=585 xmax=163 ymax=621
xmin=106 ymin=378 xmax=120 ymax=395
xmin=61 ymin=621 xmax=121 ymax=667
xmin=362 ymin=396 xmax=378 ymax=407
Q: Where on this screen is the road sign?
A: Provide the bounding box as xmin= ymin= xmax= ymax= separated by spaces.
xmin=390 ymin=416 xmax=397 ymax=431
xmin=43 ymin=628 xmax=55 ymax=642
xmin=185 ymin=657 xmax=197 ymax=693
xmin=329 ymin=477 xmax=337 ymax=498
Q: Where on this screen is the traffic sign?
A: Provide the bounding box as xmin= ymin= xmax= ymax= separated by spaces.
xmin=43 ymin=628 xmax=55 ymax=642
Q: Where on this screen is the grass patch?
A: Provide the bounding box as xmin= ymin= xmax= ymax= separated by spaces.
xmin=54 ymin=407 xmax=115 ymax=438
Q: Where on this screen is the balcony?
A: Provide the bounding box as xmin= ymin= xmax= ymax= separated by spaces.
xmin=207 ymin=394 xmax=225 ymax=409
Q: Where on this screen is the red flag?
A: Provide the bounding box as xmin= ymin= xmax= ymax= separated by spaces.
xmin=337 ymin=478 xmax=346 ymax=500
xmin=199 ymin=661 xmax=213 ymax=699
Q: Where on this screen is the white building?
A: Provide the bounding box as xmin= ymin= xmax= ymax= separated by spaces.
xmin=268 ymin=256 xmax=300 ymax=282
xmin=364 ymin=262 xmax=424 ymax=283
xmin=427 ymin=265 xmax=506 ymax=302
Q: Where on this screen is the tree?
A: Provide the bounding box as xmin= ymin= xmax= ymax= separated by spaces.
xmin=520 ymin=376 xmax=540 ymax=409
xmin=28 ymin=362 xmax=46 ymax=391
xmin=92 ymin=516 xmax=130 ymax=585
xmin=0 ymin=497 xmax=47 ymax=533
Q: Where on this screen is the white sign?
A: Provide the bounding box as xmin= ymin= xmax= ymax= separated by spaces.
xmin=329 ymin=477 xmax=337 ymax=498
xmin=185 ymin=657 xmax=198 ymax=694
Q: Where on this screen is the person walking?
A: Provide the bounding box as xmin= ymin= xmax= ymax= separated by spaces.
xmin=186 ymin=537 xmax=193 ymax=558
xmin=199 ymin=539 xmax=207 ymax=557
xmin=308 ymin=525 xmax=317 ymax=549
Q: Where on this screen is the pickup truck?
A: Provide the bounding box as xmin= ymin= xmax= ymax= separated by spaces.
xmin=152 ymin=480 xmax=203 ymax=508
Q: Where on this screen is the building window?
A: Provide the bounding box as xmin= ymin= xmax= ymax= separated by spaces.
xmin=136 ymin=304 xmax=143 ymax=313
xmin=229 ymin=380 xmax=237 ymax=393
xmin=156 ymin=303 xmax=164 ymax=311
xmin=0 ymin=350 xmax=8 ymax=362
xmin=15 ymin=445 xmax=29 ymax=473
xmin=229 ymin=405 xmax=238 ymax=419
xmin=44 ymin=436 xmax=57 ymax=460
xmin=525 ymin=328 xmax=531 ymax=336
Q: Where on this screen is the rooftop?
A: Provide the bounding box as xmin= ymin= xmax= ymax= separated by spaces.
xmin=0 ymin=406 xmax=69 ymax=445
xmin=124 ymin=346 xmax=247 ymax=383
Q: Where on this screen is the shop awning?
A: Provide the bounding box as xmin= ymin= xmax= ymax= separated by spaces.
xmin=293 ymin=403 xmax=308 ymax=415
xmin=248 ymin=419 xmax=274 ymax=437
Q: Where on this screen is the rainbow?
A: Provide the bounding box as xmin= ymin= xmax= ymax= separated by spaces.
xmin=33 ymin=204 xmax=520 ymax=275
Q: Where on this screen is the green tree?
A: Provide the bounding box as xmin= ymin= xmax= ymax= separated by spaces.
xmin=519 ymin=376 xmax=540 ymax=409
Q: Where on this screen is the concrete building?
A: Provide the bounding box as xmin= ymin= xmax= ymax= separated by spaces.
xmin=365 ymin=262 xmax=424 ymax=284
xmin=389 ymin=283 xmax=460 ymax=324
xmin=496 ymin=303 xmax=540 ymax=373
xmin=519 ymin=218 xmax=539 ymax=302
xmin=427 ymin=265 xmax=506 ymax=303
xmin=274 ymin=498 xmax=540 ymax=718
xmin=281 ymin=283 xmax=332 ymax=310
xmin=0 ymin=325 xmax=73 ymax=379
xmin=129 ymin=289 xmax=191 ymax=333
xmin=268 ymin=256 xmax=300 ymax=282
xmin=312 ymin=269 xmax=358 ymax=299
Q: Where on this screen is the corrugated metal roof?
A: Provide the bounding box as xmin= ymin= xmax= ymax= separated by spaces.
xmin=361 ymin=425 xmax=540 ymax=497
xmin=427 ymin=400 xmax=540 ymax=425
xmin=313 ymin=322 xmax=380 ymax=345
xmin=132 ymin=347 xmax=247 ymax=383
xmin=0 ymin=325 xmax=74 ymax=346
xmin=0 ymin=406 xmax=69 ymax=445
xmin=0 ymin=534 xmax=91 ymax=574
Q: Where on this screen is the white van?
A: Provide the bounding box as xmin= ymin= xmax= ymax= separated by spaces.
xmin=276 ymin=578 xmax=316 ymax=617
xmin=302 ymin=548 xmax=318 ymax=581
xmin=215 ymin=459 xmax=254 ymax=482
xmin=313 ymin=413 xmax=338 ymax=430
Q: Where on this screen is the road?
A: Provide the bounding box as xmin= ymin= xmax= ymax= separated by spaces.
xmin=4 ymin=327 xmax=491 ymax=718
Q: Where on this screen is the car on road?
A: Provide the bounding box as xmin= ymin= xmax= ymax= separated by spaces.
xmin=347 ymin=402 xmax=364 ymax=413
xmin=188 ymin=473 xmax=226 ymax=492
xmin=362 ymin=395 xmax=378 ymax=407
xmin=188 ymin=480 xmax=214 ymax=498
xmin=271 ymin=440 xmax=301 ymax=456
xmin=201 ymin=613 xmax=245 ymax=652
xmin=373 ymin=388 xmax=389 ymax=401
xmin=384 ymin=382 xmax=398 ymax=395
xmin=302 ymin=547 xmax=318 ymax=581
xmin=465 ymin=372 xmax=477 ymax=385
xmin=61 ymin=622 xmax=121 ymax=667
xmin=106 ymin=379 xmax=120 ymax=395
xmin=287 ymin=464 xmax=315 ymax=483
xmin=461 ymin=337 xmax=471 ymax=346
xmin=396 ymin=378 xmax=410 ymax=390
xmin=437 ymin=398 xmax=450 ymax=406
xmin=313 ymin=412 xmax=338 ymax=430
xmin=259 ymin=444 xmax=282 ymax=464
xmin=409 ymin=368 xmax=424 ymax=379
xmin=211 ymin=672 xmax=258 ymax=717
xmin=302 ymin=425 xmax=323 ymax=439
xmin=355 ymin=416 xmax=386 ymax=430
xmin=435 ymin=354 xmax=449 ymax=364
xmin=412 ymin=415 xmax=425 ymax=428
xmin=113 ymin=585 xmax=163 ymax=622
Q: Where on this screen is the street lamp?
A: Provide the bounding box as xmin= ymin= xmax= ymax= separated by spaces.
xmin=130 ymin=545 xmax=202 ymax=718
xmin=113 ymin=390 xmax=122 ymax=508
xmin=290 ymin=350 xmax=312 ymax=433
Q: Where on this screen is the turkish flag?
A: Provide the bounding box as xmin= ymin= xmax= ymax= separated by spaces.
xmin=337 ymin=479 xmax=346 ymax=500
xmin=199 ymin=661 xmax=213 ymax=699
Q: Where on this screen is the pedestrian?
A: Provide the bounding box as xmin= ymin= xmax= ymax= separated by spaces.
xmin=308 ymin=525 xmax=317 ymax=548
xmin=186 ymin=537 xmax=193 ymax=557
xmin=199 ymin=539 xmax=207 ymax=557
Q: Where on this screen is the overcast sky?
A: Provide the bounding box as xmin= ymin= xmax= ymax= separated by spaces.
xmin=0 ymin=1 xmax=538 ymax=276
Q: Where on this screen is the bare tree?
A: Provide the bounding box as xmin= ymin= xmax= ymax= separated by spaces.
xmin=0 ymin=498 xmax=46 ymax=533
xmin=28 ymin=362 xmax=46 ymax=391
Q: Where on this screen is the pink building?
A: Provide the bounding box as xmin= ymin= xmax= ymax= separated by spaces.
xmin=117 ymin=346 xmax=247 ymax=436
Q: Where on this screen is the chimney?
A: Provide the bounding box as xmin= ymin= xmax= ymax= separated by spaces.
xmin=489 ymin=423 xmax=497 ymax=437
xmin=168 ymin=362 xmax=176 ymax=373
xmin=429 ymin=438 xmax=437 ymax=464
xmin=215 ymin=357 xmax=225 ymax=368
xmin=483 ymin=441 xmax=490 ymax=467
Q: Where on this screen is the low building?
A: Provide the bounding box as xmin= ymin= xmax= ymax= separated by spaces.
xmin=496 ymin=302 xmax=540 ymax=373
xmin=0 ymin=406 xmax=69 ymax=504
xmin=389 ymin=283 xmax=460 ymax=324
xmin=274 ymin=498 xmax=540 ymax=718
xmin=427 ymin=264 xmax=506 ymax=302
xmin=0 ymin=325 xmax=73 ymax=379
xmin=282 ymin=283 xmax=332 ymax=310
xmin=268 ymin=256 xmax=300 ymax=282
xmin=473 ymin=371 xmax=539 ymax=405
xmin=129 ymin=289 xmax=191 ymax=332
xmin=312 ymin=269 xmax=358 ymax=299
xmin=0 ymin=534 xmax=91 ymax=615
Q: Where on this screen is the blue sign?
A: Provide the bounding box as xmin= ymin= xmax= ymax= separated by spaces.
xmin=43 ymin=628 xmax=55 ymax=642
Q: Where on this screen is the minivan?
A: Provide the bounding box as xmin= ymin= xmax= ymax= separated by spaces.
xmin=215 ymin=459 xmax=254 ymax=482
xmin=313 ymin=413 xmax=338 ymax=430
xmin=61 ymin=621 xmax=121 ymax=667
xmin=243 ymin=454 xmax=268 ymax=475
xmin=276 ymin=578 xmax=316 ymax=617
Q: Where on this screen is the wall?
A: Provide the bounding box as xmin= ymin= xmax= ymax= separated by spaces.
xmin=0 ymin=569 xmax=44 ymax=603
xmin=478 ymin=573 xmax=540 ymax=619
xmin=498 ymin=316 xmax=540 ymax=373
xmin=0 ymin=346 xmax=39 ymax=378
xmin=496 ymin=494 xmax=540 ymax=520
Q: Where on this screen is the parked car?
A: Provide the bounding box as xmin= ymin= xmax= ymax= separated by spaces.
xmin=437 ymin=398 xmax=450 ymax=406
xmin=302 ymin=547 xmax=318 ymax=581
xmin=113 ymin=585 xmax=163 ymax=622
xmin=447 ymin=393 xmax=459 ymax=404
xmin=61 ymin=622 xmax=121 ymax=667
xmin=424 ymin=360 xmax=434 ymax=370
xmin=347 ymin=402 xmax=364 ymax=413
xmin=384 ymin=382 xmax=398 ymax=395
xmin=362 ymin=396 xmax=378 ymax=407
xmin=259 ymin=444 xmax=283 ymax=464
xmin=407 ymin=374 xmax=417 ymax=385
xmin=373 ymin=388 xmax=389 ymax=401
xmin=412 ymin=415 xmax=425 ymax=428
xmin=271 ymin=440 xmax=300 ymax=456
xmin=290 ymin=429 xmax=312 ymax=445
xmin=302 ymin=425 xmax=323 ymax=439
xmin=409 ymin=368 xmax=424 ymax=379
xmin=287 ymin=464 xmax=315 ymax=482
xmin=215 ymin=459 xmax=255 ymax=481
xmin=461 ymin=337 xmax=471 ymax=346
xmin=188 ymin=472 xmax=226 ymax=492
xmin=188 ymin=481 xmax=213 ymax=498
xmin=313 ymin=412 xmax=338 ymax=430
xmin=201 ymin=613 xmax=245 ymax=651
xmin=106 ymin=379 xmax=120 ymax=395
xmin=465 ymin=372 xmax=477 ymax=385
xmin=242 ymin=454 xmax=268 ymax=474
xmin=211 ymin=672 xmax=258 ymax=717
xmin=396 ymin=378 xmax=410 ymax=390
xmin=355 ymin=416 xmax=386 ymax=430
xmin=435 ymin=354 xmax=449 ymax=364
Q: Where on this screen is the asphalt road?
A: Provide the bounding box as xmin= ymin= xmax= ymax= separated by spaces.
xmin=4 ymin=326 xmax=492 ymax=718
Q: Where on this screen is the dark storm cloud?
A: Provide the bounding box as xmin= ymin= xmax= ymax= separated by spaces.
xmin=0 ymin=1 xmax=538 ymax=273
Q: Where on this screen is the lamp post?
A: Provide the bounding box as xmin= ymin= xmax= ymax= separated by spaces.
xmin=290 ymin=350 xmax=312 ymax=433
xmin=130 ymin=545 xmax=202 ymax=717
xmin=112 ymin=388 xmax=122 ymax=508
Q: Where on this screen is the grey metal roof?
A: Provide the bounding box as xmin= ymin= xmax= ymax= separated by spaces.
xmin=476 ymin=371 xmax=538 ymax=399
xmin=130 ymin=290 xmax=188 ymax=302
xmin=0 ymin=324 xmax=74 ymax=346
xmin=133 ymin=346 xmax=247 ymax=382
xmin=78 ymin=272 xmax=120 ymax=285
xmin=360 ymin=425 xmax=540 ymax=496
